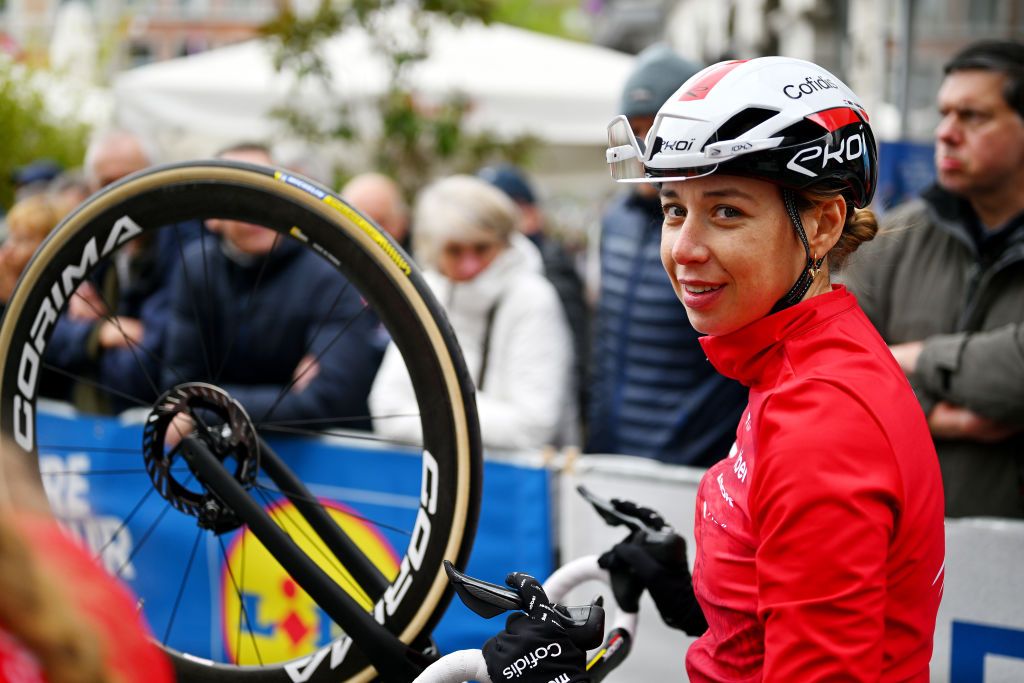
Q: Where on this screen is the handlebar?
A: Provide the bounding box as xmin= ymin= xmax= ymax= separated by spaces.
xmin=411 ymin=556 xmax=635 ymax=683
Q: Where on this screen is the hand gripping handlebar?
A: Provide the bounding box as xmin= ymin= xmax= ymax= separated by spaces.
xmin=412 ymin=487 xmax=643 ymax=683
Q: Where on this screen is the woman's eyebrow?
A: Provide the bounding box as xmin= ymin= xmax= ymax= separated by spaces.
xmin=703 ymin=188 xmax=756 ymax=201
xmin=659 ymin=187 xmax=757 ymax=201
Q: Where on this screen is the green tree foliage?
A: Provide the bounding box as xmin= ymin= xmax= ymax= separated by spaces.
xmin=261 ymin=0 xmax=537 ymax=198
xmin=493 ymin=0 xmax=586 ymax=41
xmin=0 ymin=59 xmax=90 ymax=210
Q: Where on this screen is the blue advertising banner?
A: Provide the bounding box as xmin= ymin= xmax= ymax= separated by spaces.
xmin=876 ymin=140 xmax=935 ymax=212
xmin=37 ymin=407 xmax=553 ymax=665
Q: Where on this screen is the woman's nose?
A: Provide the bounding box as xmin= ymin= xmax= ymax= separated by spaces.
xmin=670 ymin=217 xmax=709 ymax=265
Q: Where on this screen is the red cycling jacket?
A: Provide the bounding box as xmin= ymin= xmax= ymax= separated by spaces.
xmin=0 ymin=514 xmax=174 ymax=683
xmin=686 ymin=286 xmax=945 ymax=682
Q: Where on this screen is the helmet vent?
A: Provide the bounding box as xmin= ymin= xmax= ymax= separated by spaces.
xmin=714 ymin=107 xmax=778 ymax=141
xmin=775 ymin=118 xmax=829 ymax=145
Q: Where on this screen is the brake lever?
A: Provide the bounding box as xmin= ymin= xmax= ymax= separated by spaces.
xmin=576 ymin=485 xmax=685 ymax=564
xmin=444 ymin=560 xmax=521 ymax=618
xmin=443 ymin=561 xmax=605 ymax=650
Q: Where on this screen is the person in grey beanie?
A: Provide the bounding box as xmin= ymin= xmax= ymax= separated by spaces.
xmin=585 ymin=44 xmax=748 ymax=466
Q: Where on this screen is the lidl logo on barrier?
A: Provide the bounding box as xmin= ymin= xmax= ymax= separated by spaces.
xmin=220 ymin=499 xmax=399 ymax=664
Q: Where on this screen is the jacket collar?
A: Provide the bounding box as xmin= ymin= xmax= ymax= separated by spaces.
xmin=699 ymin=285 xmax=856 ymax=388
xmin=922 ymin=183 xmax=1024 ymax=255
xmin=428 ymin=236 xmax=535 ymax=316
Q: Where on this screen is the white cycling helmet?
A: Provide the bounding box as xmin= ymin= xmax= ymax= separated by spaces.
xmin=608 ymin=56 xmax=877 ymax=309
xmin=606 ymin=56 xmax=877 ymax=209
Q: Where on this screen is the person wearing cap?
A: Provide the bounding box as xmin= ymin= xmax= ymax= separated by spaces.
xmin=10 ymin=159 xmax=63 ymax=204
xmin=479 ymin=55 xmax=944 ymax=682
xmin=586 ymin=44 xmax=747 ymax=466
xmin=477 ymin=164 xmax=589 ymax=428
xmin=843 ymin=39 xmax=1024 ymax=519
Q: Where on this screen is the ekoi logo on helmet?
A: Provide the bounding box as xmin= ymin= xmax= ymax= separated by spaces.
xmin=220 ymin=499 xmax=399 ymax=665
xmin=787 ymin=130 xmax=868 ymax=178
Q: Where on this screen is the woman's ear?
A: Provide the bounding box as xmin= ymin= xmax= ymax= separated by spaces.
xmin=807 ymin=194 xmax=846 ymax=255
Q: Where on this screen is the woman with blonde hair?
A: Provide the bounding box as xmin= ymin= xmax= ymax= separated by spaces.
xmin=0 ymin=193 xmax=62 ymax=306
xmin=370 ymin=174 xmax=576 ymax=451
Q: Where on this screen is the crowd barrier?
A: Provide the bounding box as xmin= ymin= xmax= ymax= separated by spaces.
xmin=37 ymin=408 xmax=553 ymax=663
xmin=38 ymin=407 xmax=1024 ymax=681
xmin=559 ymin=454 xmax=1024 ymax=683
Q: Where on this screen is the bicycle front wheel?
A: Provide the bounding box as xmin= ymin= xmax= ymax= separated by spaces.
xmin=0 ymin=161 xmax=482 ymax=682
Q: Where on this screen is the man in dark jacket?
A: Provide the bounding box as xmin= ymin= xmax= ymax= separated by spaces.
xmin=844 ymin=40 xmax=1024 ymax=518
xmin=586 ymin=45 xmax=747 ymax=466
xmin=161 ymin=144 xmax=384 ymax=431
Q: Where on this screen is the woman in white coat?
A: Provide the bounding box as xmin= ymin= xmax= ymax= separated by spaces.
xmin=369 ymin=174 xmax=577 ymax=451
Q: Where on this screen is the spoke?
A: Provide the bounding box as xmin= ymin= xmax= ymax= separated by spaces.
xmin=219 ymin=535 xmax=263 ymax=666
xmin=172 ymin=223 xmax=216 ymax=382
xmin=40 ymin=468 xmax=148 ymax=476
xmin=116 ymin=493 xmax=180 ymax=578
xmin=92 ymin=485 xmax=159 ymax=567
xmin=195 ymin=226 xmax=218 ymax=382
xmin=212 ymin=231 xmax=281 ymax=384
xmin=162 ymin=527 xmax=204 ymax=645
xmin=101 ymin=471 xmax=194 ymax=577
xmin=38 ymin=444 xmax=143 ymax=455
xmin=253 ymin=483 xmax=413 ymax=538
xmin=42 ymin=362 xmax=153 ymax=409
xmin=253 ymin=487 xmax=366 ymax=600
xmin=235 ymin=524 xmax=248 ymax=660
xmin=257 ymin=413 xmax=418 ymax=428
xmin=256 ymin=422 xmax=420 ymax=447
xmin=63 ymin=280 xmax=171 ymax=402
xmin=256 ymin=291 xmax=372 ymax=426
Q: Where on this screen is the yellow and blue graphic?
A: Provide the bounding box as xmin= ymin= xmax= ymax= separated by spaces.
xmin=220 ymin=499 xmax=399 ymax=664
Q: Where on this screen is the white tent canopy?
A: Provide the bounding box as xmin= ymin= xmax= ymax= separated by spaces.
xmin=112 ymin=18 xmax=635 ymax=161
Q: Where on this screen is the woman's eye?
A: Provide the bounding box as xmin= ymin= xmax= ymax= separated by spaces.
xmin=714 ymin=206 xmax=743 ymax=219
xmin=662 ymin=204 xmax=685 ymax=219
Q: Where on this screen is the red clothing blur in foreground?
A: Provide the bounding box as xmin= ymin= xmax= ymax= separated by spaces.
xmin=0 ymin=515 xmax=173 ymax=683
xmin=687 ymin=286 xmax=945 ymax=682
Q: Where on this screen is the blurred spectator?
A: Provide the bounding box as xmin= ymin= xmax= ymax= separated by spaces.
xmin=477 ymin=163 xmax=589 ymax=428
xmin=843 ymin=40 xmax=1024 ymax=518
xmin=370 ymin=174 xmax=576 ymax=451
xmin=11 ymin=159 xmax=62 ymax=204
xmin=340 ymin=172 xmax=411 ymax=251
xmin=83 ymin=130 xmax=151 ymax=191
xmin=43 ymin=129 xmax=201 ymax=413
xmin=0 ymin=449 xmax=174 ymax=683
xmin=48 ymin=168 xmax=91 ymax=218
xmin=0 ymin=194 xmax=61 ymax=310
xmin=586 ymin=44 xmax=747 ymax=465
xmin=162 ymin=143 xmax=383 ymax=431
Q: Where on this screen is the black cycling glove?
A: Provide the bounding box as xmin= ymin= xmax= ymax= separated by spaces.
xmin=597 ymin=499 xmax=707 ymax=635
xmin=482 ymin=573 xmax=590 ymax=683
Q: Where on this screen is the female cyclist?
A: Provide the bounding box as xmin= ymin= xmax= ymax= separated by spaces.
xmin=481 ymin=56 xmax=945 ymax=682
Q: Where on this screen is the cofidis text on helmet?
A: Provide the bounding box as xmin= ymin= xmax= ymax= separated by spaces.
xmin=783 ymin=75 xmax=840 ymax=99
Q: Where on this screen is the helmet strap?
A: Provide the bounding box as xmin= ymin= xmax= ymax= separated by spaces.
xmin=771 ymin=188 xmax=826 ymax=314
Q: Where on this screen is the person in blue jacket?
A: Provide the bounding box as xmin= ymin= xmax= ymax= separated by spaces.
xmin=161 ymin=143 xmax=384 ymax=431
xmin=586 ymin=44 xmax=748 ymax=466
